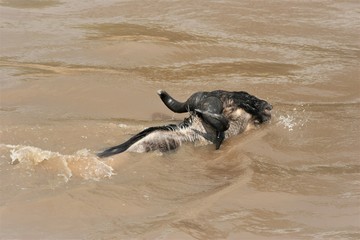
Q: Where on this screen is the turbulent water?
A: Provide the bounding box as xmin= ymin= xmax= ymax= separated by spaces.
xmin=1 ymin=0 xmax=359 ymax=239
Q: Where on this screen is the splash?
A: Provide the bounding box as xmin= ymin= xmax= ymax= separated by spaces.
xmin=2 ymin=144 xmax=114 ymax=182
xmin=278 ymin=115 xmax=298 ymax=131
xmin=277 ymin=107 xmax=308 ymax=131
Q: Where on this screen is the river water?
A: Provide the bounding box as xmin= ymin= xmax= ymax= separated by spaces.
xmin=0 ymin=0 xmax=359 ymax=239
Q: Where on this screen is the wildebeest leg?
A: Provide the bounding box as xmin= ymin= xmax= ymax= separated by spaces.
xmin=195 ymin=97 xmax=229 ymax=149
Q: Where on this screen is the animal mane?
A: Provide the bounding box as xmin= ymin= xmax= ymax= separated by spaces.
xmin=97 ymin=124 xmax=178 ymax=158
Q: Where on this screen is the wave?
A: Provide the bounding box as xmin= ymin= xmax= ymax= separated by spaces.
xmin=0 ymin=144 xmax=114 ymax=182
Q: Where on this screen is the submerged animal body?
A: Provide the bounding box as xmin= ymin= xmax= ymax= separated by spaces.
xmin=97 ymin=90 xmax=272 ymax=158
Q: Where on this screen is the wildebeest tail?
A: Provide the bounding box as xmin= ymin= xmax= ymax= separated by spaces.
xmin=97 ymin=124 xmax=177 ymax=158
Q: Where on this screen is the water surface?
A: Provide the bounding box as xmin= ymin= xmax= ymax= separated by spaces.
xmin=0 ymin=0 xmax=359 ymax=239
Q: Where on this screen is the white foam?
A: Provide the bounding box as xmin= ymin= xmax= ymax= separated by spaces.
xmin=278 ymin=115 xmax=297 ymax=131
xmin=1 ymin=144 xmax=114 ymax=182
xmin=277 ymin=107 xmax=308 ymax=132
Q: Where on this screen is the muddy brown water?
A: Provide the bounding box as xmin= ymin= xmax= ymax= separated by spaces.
xmin=0 ymin=1 xmax=359 ymax=239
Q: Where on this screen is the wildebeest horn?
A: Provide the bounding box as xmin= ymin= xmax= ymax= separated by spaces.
xmin=157 ymin=90 xmax=189 ymax=113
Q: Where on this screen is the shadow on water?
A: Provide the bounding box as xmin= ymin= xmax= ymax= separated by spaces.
xmin=0 ymin=0 xmax=61 ymax=9
xmin=136 ymin=61 xmax=301 ymax=81
xmin=81 ymin=23 xmax=213 ymax=43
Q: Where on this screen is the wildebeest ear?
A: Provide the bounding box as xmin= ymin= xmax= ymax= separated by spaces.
xmin=195 ymin=109 xmax=229 ymax=132
xmin=195 ymin=96 xmax=229 ymax=132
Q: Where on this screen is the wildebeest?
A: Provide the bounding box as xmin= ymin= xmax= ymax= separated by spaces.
xmin=97 ymin=90 xmax=272 ymax=158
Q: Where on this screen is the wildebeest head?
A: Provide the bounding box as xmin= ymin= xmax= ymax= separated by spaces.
xmin=226 ymin=91 xmax=272 ymax=124
xmin=158 ymin=89 xmax=272 ymax=125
